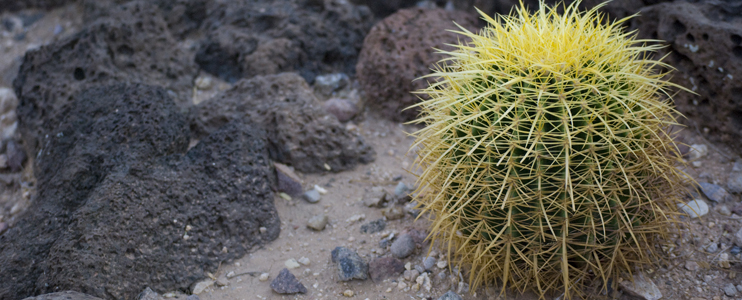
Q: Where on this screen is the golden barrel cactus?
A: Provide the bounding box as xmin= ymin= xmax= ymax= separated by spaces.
xmin=410 ymin=1 xmax=691 ymax=298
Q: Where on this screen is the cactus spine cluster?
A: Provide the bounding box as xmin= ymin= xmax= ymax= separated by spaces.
xmin=411 ymin=1 xmax=690 ymax=298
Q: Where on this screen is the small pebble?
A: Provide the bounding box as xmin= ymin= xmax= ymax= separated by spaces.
xmin=437 ymin=272 xmax=447 ymax=281
xmin=724 ymin=283 xmax=737 ymax=297
xmin=285 ymin=258 xmax=300 ymax=269
xmin=684 ymin=261 xmax=699 ymax=271
xmin=414 ymin=264 xmax=425 ymax=274
xmin=191 ymin=279 xmax=214 ymax=294
xmin=423 ymin=255 xmax=436 ymax=271
xmin=259 ymin=227 xmax=267 ymax=234
xmin=307 ymin=214 xmax=329 ymax=231
xmin=331 ymin=247 xmax=369 ymax=281
xmin=314 ymin=184 xmax=328 ymax=194
xmin=195 ymin=76 xmax=213 ymax=90
xmin=716 ymin=204 xmax=732 ymax=216
xmin=360 ymin=218 xmax=386 ymax=234
xmin=303 ymin=189 xmax=321 ymax=203
xmin=270 ymin=268 xmax=307 ymax=294
xmin=259 ymin=273 xmax=269 ymax=281
xmin=437 ymin=260 xmax=447 ymax=269
xmin=689 ymin=144 xmax=708 ymax=160
xmin=298 ymin=257 xmax=311 ymax=266
xmin=699 ymin=182 xmax=732 ymax=202
xmin=678 ymin=199 xmax=709 ymax=218
xmin=394 ymin=182 xmax=411 ymax=197
xmin=397 ymin=282 xmax=407 ymax=289
xmin=704 ymin=242 xmax=719 ymax=253
xmin=391 ymin=234 xmax=415 ymax=258
xmin=368 ymin=257 xmax=404 ymax=282
xmin=437 ymin=291 xmax=463 ymax=300
xmin=362 ymin=187 xmax=387 ymax=207
xmin=382 ymin=207 xmax=404 ymax=220
xmin=343 ymin=290 xmax=354 ymax=297
xmin=719 ymin=252 xmax=731 ymax=268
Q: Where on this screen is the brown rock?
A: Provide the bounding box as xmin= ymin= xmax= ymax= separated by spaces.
xmin=356 ymin=8 xmax=478 ymax=122
xmin=323 ymin=98 xmax=358 ymax=122
xmin=368 ymin=257 xmax=405 ymax=282
xmin=193 ymin=73 xmax=375 ymax=173
xmin=632 ymin=1 xmax=742 ymax=154
xmin=274 ymin=162 xmax=303 ymax=196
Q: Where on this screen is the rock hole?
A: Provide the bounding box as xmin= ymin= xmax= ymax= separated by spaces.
xmin=686 ymin=33 xmax=695 ymax=43
xmin=117 ymin=45 xmax=134 ymax=56
xmin=702 ymin=33 xmax=709 ymax=41
xmin=671 ymin=20 xmax=686 ymax=37
xmin=730 ymin=110 xmax=742 ymax=131
xmin=732 ymin=34 xmax=742 ymax=45
xmin=732 ymin=88 xmax=742 ymax=106
xmin=73 ymin=68 xmax=85 ymax=80
xmin=733 ymin=46 xmax=742 ymax=59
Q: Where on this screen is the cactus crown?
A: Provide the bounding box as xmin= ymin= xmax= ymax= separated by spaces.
xmin=411 ymin=1 xmax=690 ymax=298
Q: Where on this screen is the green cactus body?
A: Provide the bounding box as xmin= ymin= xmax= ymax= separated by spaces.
xmin=411 ymin=1 xmax=691 ymax=298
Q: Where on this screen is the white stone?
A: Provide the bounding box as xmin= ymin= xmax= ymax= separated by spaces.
xmin=298 ymin=257 xmax=311 ymax=265
xmin=619 ymin=272 xmax=662 ymax=300
xmin=678 ymin=199 xmax=709 ymax=218
xmin=258 ymin=273 xmax=269 ymax=281
xmin=191 ymin=279 xmax=214 ymax=294
xmin=437 ymin=260 xmax=448 ymax=269
xmin=285 ymin=258 xmax=300 ymax=269
xmin=688 ymin=144 xmax=708 ymax=160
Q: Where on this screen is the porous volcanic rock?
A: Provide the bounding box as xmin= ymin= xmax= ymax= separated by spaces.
xmin=356 ymin=8 xmax=478 ymax=122
xmin=13 ymin=1 xmax=198 ymax=154
xmin=631 ymin=0 xmax=742 ymax=153
xmin=348 ymin=0 xmax=417 ymax=18
xmin=21 ymin=291 xmax=104 ymax=300
xmin=474 ymin=0 xmax=671 ymax=21
xmin=195 ymin=0 xmax=374 ymax=83
xmin=0 ymin=84 xmax=279 ymax=300
xmin=82 ymin=0 xmax=208 ymax=38
xmin=192 ymin=72 xmax=375 ymax=173
xmin=0 ymin=0 xmax=75 ymax=12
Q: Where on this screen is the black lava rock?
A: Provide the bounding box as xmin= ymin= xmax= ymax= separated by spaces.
xmin=270 ymin=268 xmax=307 ymax=294
xmin=13 ymin=1 xmax=198 ymax=154
xmin=195 ymin=0 xmax=374 ymax=83
xmin=331 ymin=246 xmax=368 ymax=281
xmin=0 ymin=84 xmax=279 ymax=300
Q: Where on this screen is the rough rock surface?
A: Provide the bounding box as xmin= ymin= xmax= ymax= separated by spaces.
xmin=356 ymin=8 xmax=478 ymax=122
xmin=192 ymin=72 xmax=375 ymax=173
xmin=270 ymin=268 xmax=307 ymax=294
xmin=21 ymin=291 xmax=104 ymax=300
xmin=0 ymin=0 xmax=76 ymax=12
xmin=13 ymin=1 xmax=198 ymax=153
xmin=477 ymin=0 xmax=671 ymax=22
xmin=82 ymin=0 xmax=208 ymax=38
xmin=331 ymin=246 xmax=369 ymax=281
xmin=0 ymin=84 xmax=279 ymax=300
xmin=195 ymin=0 xmax=374 ymax=83
xmin=348 ymin=0 xmax=417 ymax=18
xmin=368 ymin=257 xmax=404 ymax=282
xmin=632 ymin=0 xmax=742 ymax=154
